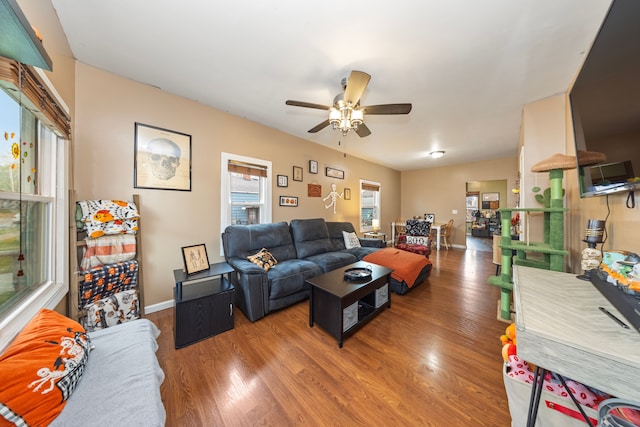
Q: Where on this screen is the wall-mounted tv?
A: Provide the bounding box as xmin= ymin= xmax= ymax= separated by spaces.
xmin=569 ymin=0 xmax=640 ymax=198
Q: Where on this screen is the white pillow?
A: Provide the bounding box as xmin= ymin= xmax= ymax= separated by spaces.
xmin=342 ymin=231 xmax=361 ymax=249
xmin=406 ymin=235 xmax=429 ymax=245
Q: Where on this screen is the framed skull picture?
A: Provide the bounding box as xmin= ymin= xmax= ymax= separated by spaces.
xmin=134 ymin=122 xmax=192 ymax=191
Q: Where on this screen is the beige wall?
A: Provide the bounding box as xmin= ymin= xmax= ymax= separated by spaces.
xmin=401 ymin=157 xmax=519 ymax=247
xmin=518 ymin=95 xmax=567 ymax=243
xmin=517 ymin=93 xmax=640 ymax=273
xmin=73 ymin=64 xmax=401 ymax=308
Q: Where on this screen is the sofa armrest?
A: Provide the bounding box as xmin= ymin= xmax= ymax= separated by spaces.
xmin=226 ymin=258 xmax=270 ymax=322
xmin=227 ymin=257 xmax=266 ymax=274
xmin=359 ymin=238 xmax=386 ymax=248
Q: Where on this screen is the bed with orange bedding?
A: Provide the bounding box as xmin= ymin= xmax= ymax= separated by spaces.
xmin=362 ymin=247 xmax=432 ymax=294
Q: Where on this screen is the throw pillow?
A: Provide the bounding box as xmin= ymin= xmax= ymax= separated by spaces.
xmin=343 ymin=231 xmax=361 ymax=249
xmin=247 ymin=248 xmax=278 ymax=271
xmin=0 ymin=308 xmax=91 ymax=427
xmin=406 ymin=235 xmax=429 ymax=245
xmin=84 ymin=289 xmax=140 ymax=332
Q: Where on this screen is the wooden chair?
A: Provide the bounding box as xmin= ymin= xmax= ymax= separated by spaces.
xmin=393 ymin=218 xmax=406 ymax=245
xmin=440 ymin=219 xmax=454 ymax=250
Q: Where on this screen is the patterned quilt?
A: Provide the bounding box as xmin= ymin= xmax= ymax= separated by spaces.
xmin=77 ymin=200 xmax=139 ymax=239
xmin=79 ymin=260 xmax=138 ymax=309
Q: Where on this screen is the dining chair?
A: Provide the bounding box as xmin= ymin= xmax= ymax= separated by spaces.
xmin=440 ymin=219 xmax=454 ymax=250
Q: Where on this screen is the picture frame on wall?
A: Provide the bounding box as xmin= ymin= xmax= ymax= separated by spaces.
xmin=482 ymin=192 xmax=499 ymax=202
xmin=134 ymin=122 xmax=191 ymax=191
xmin=293 ymin=166 xmax=303 ymax=182
xmin=277 ymin=175 xmax=288 ymax=187
xmin=279 ymin=196 xmax=298 ymax=207
xmin=181 ymin=244 xmax=210 ymax=275
xmin=325 ymin=167 xmax=344 ymax=179
xmin=309 ymin=160 xmax=318 ymax=174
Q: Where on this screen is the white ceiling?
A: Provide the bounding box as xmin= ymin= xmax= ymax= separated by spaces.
xmin=49 ymin=0 xmax=612 ymax=171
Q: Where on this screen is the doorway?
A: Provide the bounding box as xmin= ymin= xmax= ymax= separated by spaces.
xmin=466 ymin=179 xmax=507 ymax=251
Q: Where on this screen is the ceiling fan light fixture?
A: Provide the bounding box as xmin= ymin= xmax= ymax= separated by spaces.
xmin=430 ymin=150 xmax=445 ymax=159
xmin=285 ymin=70 xmax=412 ymax=138
xmin=329 ymin=107 xmax=341 ymax=128
xmin=350 ymin=109 xmax=363 ymax=128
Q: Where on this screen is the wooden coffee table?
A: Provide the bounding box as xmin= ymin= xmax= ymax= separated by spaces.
xmin=306 ymin=261 xmax=393 ymax=347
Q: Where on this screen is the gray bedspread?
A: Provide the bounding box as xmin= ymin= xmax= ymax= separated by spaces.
xmin=50 ymin=319 xmax=166 ymax=426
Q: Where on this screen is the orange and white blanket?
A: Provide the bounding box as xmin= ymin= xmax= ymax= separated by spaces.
xmin=363 ymin=247 xmax=431 ymax=288
xmin=80 ymin=234 xmax=137 ymax=271
xmin=77 ymin=199 xmax=140 ymax=239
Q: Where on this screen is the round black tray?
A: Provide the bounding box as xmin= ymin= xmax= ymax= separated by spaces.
xmin=344 ymin=267 xmax=372 ymax=281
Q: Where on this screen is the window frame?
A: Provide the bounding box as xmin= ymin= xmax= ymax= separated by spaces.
xmin=359 ymin=179 xmax=381 ymax=233
xmin=220 ymin=152 xmax=272 ymax=254
xmin=0 ymin=125 xmax=68 ymax=351
xmin=0 ymin=62 xmax=70 ymax=351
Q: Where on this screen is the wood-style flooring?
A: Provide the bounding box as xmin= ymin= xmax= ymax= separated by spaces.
xmin=147 ymin=248 xmax=512 ymax=426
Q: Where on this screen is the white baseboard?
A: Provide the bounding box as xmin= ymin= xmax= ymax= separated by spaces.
xmin=145 ymin=299 xmax=174 ymax=314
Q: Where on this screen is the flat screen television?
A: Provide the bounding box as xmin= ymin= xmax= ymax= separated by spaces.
xmin=569 ymin=0 xmax=640 ymax=198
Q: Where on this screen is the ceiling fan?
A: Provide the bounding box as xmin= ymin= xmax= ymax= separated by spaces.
xmin=285 ymin=70 xmax=412 ymax=137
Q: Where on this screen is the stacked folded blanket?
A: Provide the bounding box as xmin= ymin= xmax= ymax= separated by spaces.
xmin=77 ymin=199 xmax=140 ymax=239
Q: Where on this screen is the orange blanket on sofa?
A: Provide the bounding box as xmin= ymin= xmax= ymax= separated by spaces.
xmin=362 ymin=247 xmax=431 ymax=288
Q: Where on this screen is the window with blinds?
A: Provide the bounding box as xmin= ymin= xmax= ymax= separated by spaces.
xmin=220 ymin=153 xmax=272 ymax=246
xmin=360 ymin=180 xmax=381 ymax=232
xmin=0 ymin=57 xmax=70 ymax=349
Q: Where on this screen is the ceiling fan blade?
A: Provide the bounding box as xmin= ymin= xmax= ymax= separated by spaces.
xmin=355 ymin=123 xmax=371 ymax=138
xmin=362 ymin=103 xmax=412 ymax=115
xmin=343 ymin=70 xmax=371 ymax=106
xmin=308 ymin=119 xmax=331 ymax=133
xmin=286 ymin=100 xmax=331 ymax=110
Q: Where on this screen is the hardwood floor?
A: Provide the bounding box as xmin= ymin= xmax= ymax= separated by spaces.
xmin=147 ymin=248 xmax=512 ymax=426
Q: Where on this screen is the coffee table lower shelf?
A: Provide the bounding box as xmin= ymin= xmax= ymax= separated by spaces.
xmin=306 ymin=261 xmax=393 ymax=348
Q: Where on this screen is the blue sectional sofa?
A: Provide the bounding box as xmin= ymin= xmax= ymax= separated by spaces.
xmin=221 ymin=218 xmax=384 ymax=321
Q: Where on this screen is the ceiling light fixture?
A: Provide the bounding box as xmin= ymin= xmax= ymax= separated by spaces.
xmin=430 ymin=150 xmax=445 ymax=159
xmin=329 ymin=101 xmax=363 ymax=136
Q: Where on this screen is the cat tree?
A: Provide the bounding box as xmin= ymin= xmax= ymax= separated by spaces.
xmin=488 ymin=154 xmax=572 ymax=321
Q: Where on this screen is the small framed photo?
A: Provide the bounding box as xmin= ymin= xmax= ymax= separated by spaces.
xmin=309 ymin=160 xmax=318 ymax=174
xmin=181 ymin=244 xmax=210 ymax=275
xmin=277 ymin=175 xmax=288 ymax=187
xmin=425 ymin=213 xmax=435 ymax=223
xmin=279 ymin=196 xmax=298 ymax=207
xmin=344 ymin=188 xmax=351 ymax=200
xmin=325 ymin=166 xmax=344 ymax=179
xmin=293 ymin=166 xmax=303 ymax=182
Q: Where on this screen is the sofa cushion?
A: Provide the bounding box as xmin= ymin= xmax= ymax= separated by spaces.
xmin=304 ymin=251 xmax=357 ymax=273
xmin=290 ymin=218 xmax=333 ymax=259
xmin=267 ymin=259 xmax=323 ymax=299
xmin=326 ymin=221 xmax=355 ymax=251
xmin=0 ymin=309 xmax=91 ymax=427
xmin=343 ymin=246 xmax=381 ymax=260
xmin=223 ymin=222 xmax=297 ymax=262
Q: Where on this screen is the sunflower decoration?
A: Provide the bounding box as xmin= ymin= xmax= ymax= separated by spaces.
xmin=11 ymin=142 xmax=19 ymax=159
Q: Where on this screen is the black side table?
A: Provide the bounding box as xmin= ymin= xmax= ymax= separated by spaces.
xmin=173 ymin=262 xmax=235 ymax=349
